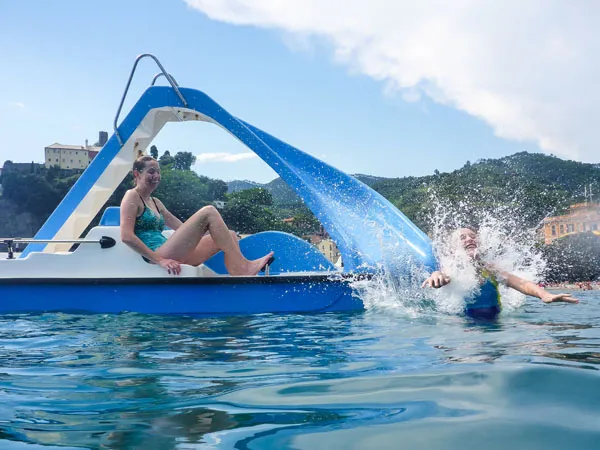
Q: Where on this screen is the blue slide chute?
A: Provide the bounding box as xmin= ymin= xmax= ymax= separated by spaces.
xmin=26 ymin=86 xmax=436 ymax=274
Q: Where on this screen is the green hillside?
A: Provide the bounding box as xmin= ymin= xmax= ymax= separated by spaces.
xmin=228 ymin=152 xmax=599 ymax=232
xmin=3 ymin=151 xmax=599 ymax=237
xmin=371 ymin=152 xmax=600 ymax=231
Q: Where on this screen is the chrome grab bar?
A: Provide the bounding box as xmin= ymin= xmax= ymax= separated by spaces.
xmin=2 ymin=236 xmax=116 ymax=259
xmin=151 ymin=72 xmax=179 ymax=87
xmin=113 ymin=54 xmax=188 ymax=146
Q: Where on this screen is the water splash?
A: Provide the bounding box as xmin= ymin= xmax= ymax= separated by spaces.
xmin=350 ymin=187 xmax=547 ymax=316
xmin=425 ymin=189 xmax=547 ymax=314
xmin=347 ymin=219 xmax=434 ymax=317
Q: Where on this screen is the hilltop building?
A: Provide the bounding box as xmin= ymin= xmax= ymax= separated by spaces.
xmin=541 ymin=203 xmax=600 ymax=244
xmin=44 ymin=131 xmax=107 ymax=170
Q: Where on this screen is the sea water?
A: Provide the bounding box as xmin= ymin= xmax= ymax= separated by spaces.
xmin=0 ymin=292 xmax=598 ymax=449
xmin=2 ymin=199 xmax=596 ymax=448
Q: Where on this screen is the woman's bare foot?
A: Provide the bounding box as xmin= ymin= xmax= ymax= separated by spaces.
xmin=225 ymin=251 xmax=274 ymax=276
xmin=249 ymin=252 xmax=275 ymax=275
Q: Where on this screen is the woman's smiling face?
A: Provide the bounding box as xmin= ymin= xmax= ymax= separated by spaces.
xmin=135 ymin=160 xmax=161 ymax=190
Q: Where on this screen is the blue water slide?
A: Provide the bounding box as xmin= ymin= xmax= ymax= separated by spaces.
xmin=25 ymin=86 xmax=436 ymax=274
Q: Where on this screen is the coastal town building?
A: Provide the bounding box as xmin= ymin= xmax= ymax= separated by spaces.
xmin=541 ymin=203 xmax=600 ymax=244
xmin=316 ymin=238 xmax=341 ymax=264
xmin=44 ymin=131 xmax=108 ymax=170
xmin=304 ymin=231 xmax=341 ymax=264
xmin=282 ymin=217 xmax=342 ymax=263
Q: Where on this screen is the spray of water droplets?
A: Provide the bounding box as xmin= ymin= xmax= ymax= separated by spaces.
xmin=350 ymin=187 xmax=547 ymax=316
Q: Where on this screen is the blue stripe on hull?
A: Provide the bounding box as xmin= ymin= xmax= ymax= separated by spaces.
xmin=0 ymin=280 xmax=363 ymax=315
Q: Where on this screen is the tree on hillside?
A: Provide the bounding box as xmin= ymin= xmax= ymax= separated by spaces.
xmin=53 ymin=173 xmax=82 ymax=199
xmin=221 ymin=201 xmax=277 ymax=234
xmin=221 ymin=188 xmax=277 ymax=234
xmin=1 ymin=172 xmax=61 ymax=218
xmin=45 ymin=165 xmax=61 ymax=182
xmin=150 ymin=145 xmax=159 ymax=160
xmin=173 ymin=151 xmax=196 ymax=171
xmin=229 ymin=188 xmax=273 ymax=206
xmin=207 ymin=179 xmax=228 ymax=201
xmin=158 ymin=150 xmax=175 ymax=168
xmin=154 ymin=169 xmax=209 ymax=220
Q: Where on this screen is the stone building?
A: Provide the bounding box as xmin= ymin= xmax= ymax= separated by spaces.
xmin=44 ymin=143 xmax=101 ymax=170
xmin=541 ymin=203 xmax=600 ymax=244
xmin=44 ymin=131 xmax=107 ymax=170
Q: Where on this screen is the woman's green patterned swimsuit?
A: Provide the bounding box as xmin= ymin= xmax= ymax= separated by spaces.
xmin=134 ymin=194 xmax=167 ymax=251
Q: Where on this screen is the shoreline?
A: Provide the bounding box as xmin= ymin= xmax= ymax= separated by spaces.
xmin=543 ymin=282 xmax=599 ymax=291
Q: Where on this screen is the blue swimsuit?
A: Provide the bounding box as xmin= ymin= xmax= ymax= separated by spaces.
xmin=464 ymin=270 xmax=502 ymax=318
xmin=134 ymin=193 xmax=167 ymax=251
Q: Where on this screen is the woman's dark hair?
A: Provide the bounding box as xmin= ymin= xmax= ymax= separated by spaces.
xmin=132 ymin=152 xmax=156 ymax=173
xmin=132 ymin=152 xmax=157 ymax=185
xmin=460 ymin=224 xmax=479 ymax=233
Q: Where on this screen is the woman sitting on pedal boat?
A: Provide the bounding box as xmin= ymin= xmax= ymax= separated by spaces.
xmin=120 ymin=154 xmax=273 ymax=276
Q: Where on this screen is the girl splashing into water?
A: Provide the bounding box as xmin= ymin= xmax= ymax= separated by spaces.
xmin=422 ymin=226 xmax=578 ymax=316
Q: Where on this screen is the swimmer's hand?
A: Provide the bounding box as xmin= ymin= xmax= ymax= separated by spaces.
xmin=421 ymin=271 xmax=451 ymax=289
xmin=158 ymin=257 xmax=181 ymax=275
xmin=541 ymin=293 xmax=579 ymax=304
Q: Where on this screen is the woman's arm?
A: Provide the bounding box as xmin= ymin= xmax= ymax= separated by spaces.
xmin=495 ymin=269 xmax=578 ymax=304
xmin=154 ymin=198 xmax=183 ymax=230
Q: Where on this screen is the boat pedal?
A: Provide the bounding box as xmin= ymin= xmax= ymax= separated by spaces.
xmin=260 ymin=256 xmax=276 ymax=276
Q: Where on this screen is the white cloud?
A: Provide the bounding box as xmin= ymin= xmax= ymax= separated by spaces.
xmin=195 ymin=151 xmax=258 ymax=163
xmin=8 ymin=102 xmax=25 ymax=108
xmin=185 ymin=0 xmax=600 ymax=162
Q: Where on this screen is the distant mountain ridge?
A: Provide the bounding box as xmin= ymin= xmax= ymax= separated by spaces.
xmin=227 ymin=151 xmax=600 ymax=230
xmin=226 ymin=179 xmax=263 ymax=193
xmin=226 ymin=173 xmax=392 ymax=205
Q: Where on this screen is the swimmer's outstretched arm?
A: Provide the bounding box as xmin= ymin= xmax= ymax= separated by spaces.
xmin=493 ymin=269 xmax=579 ymax=304
xmin=421 ymin=271 xmax=451 ymax=289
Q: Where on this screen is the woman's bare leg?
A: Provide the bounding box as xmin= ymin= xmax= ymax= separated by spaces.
xmin=157 ymin=206 xmax=272 ymax=275
xmin=185 ymin=230 xmax=240 ymax=266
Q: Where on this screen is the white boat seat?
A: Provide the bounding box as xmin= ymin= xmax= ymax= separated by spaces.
xmin=0 ymin=226 xmax=216 ymax=278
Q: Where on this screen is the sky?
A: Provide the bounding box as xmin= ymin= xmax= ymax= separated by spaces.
xmin=0 ymin=0 xmax=598 ymax=183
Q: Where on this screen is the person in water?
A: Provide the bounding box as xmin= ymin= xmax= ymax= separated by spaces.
xmin=120 ymin=154 xmax=274 ymax=275
xmin=422 ymin=226 xmax=578 ymax=305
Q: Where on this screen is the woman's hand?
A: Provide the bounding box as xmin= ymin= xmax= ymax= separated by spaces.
xmin=422 ymin=271 xmax=451 ymax=288
xmin=541 ymin=293 xmax=579 ymax=304
xmin=158 ymin=257 xmax=181 ymax=275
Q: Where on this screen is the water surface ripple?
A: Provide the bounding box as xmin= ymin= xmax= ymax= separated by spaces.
xmin=0 ymin=291 xmax=599 ymax=449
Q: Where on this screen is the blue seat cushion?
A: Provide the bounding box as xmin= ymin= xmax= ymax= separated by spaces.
xmin=99 ymin=206 xmax=121 ymax=226
xmin=204 ymin=231 xmax=336 ymax=275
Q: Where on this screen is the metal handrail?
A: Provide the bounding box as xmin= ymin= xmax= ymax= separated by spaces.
xmin=2 ymin=236 xmax=116 ymax=259
xmin=151 ymin=72 xmax=179 ymax=87
xmin=113 ymin=54 xmax=188 ymax=146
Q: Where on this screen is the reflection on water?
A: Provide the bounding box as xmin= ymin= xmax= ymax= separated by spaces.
xmin=0 ymin=291 xmax=599 ymax=449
